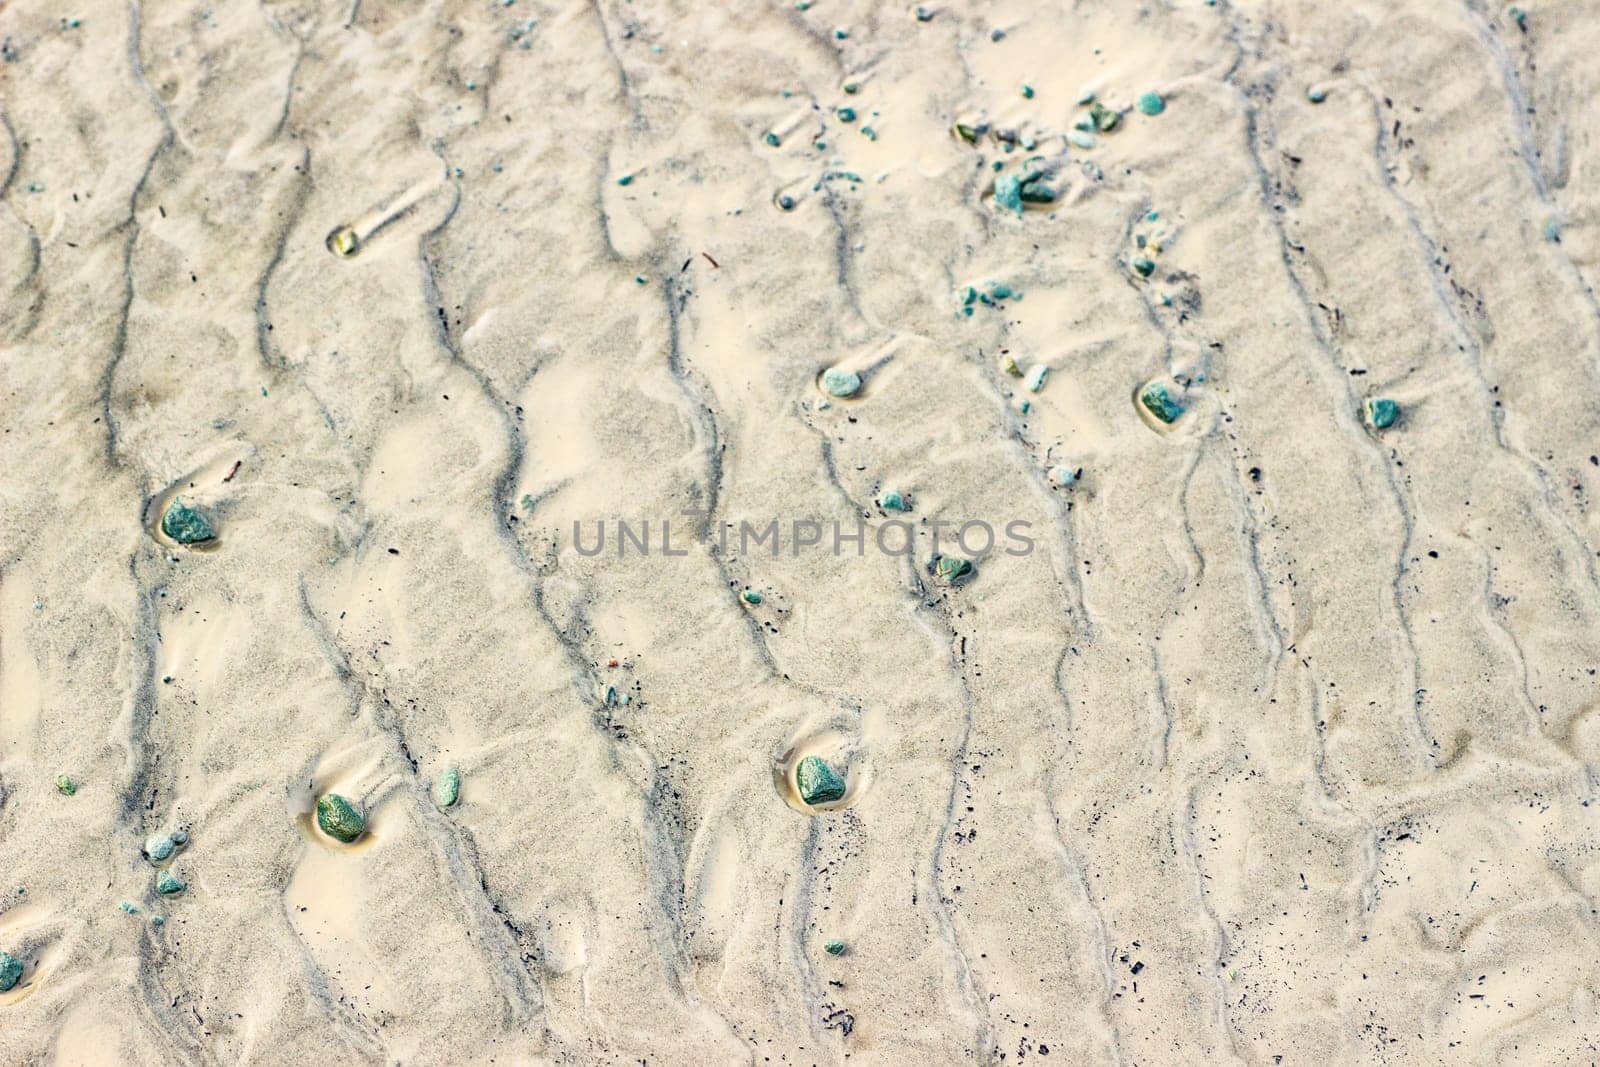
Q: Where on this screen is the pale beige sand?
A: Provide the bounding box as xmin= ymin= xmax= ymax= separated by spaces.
xmin=3 ymin=0 xmax=1600 ymax=1062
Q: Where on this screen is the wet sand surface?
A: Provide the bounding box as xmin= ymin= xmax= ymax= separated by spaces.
xmin=3 ymin=0 xmax=1600 ymax=1063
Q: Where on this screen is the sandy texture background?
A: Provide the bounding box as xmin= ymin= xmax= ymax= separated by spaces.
xmin=3 ymin=0 xmax=1600 ymax=1062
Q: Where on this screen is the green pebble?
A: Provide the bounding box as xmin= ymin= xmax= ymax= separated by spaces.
xmin=740 ymin=588 xmax=763 ymax=605
xmin=1132 ymin=256 xmax=1156 ymax=278
xmin=955 ymin=123 xmax=978 ymax=144
xmin=821 ymin=368 xmax=862 ymax=398
xmin=161 ymin=500 xmax=216 ymax=544
xmin=55 ymin=774 xmax=76 ymax=796
xmin=120 ymin=902 xmax=139 ymax=915
xmin=993 ymin=173 xmax=1025 ymax=215
xmin=1067 ymin=130 xmax=1097 ymax=150
xmin=859 ymin=126 xmax=876 ymax=140
xmin=935 ymin=555 xmax=974 ymax=584
xmin=1367 ymin=397 xmax=1400 ymax=429
xmin=329 ymin=226 xmax=359 ymax=257
xmin=879 ymin=489 xmax=909 ymax=512
xmin=1544 ymin=218 xmax=1560 ymax=242
xmin=144 ymin=834 xmax=177 ymax=863
xmin=1140 ymin=382 xmax=1185 ymax=424
xmin=1136 ymin=91 xmax=1166 ymax=116
xmin=989 ymin=282 xmax=1013 ymax=300
xmin=155 ymin=871 xmax=186 ymax=895
xmin=152 ymin=916 xmax=165 ymax=927
xmin=960 ymin=286 xmax=977 ymax=306
xmin=315 ymin=793 xmax=366 ymax=843
xmin=837 ymin=107 xmax=856 ymax=122
xmin=616 ymin=174 xmax=633 ymax=186
xmin=824 ymin=939 xmax=847 ymax=956
xmin=1089 ymin=101 xmax=1119 ymax=132
xmin=435 ymin=767 xmax=461 ymax=808
xmin=0 ymin=951 xmax=21 ymax=992
xmin=834 ymin=27 xmax=849 ymax=39
xmin=796 ymin=756 xmax=847 ymax=805
xmin=1019 ymin=179 xmax=1055 ymax=203
xmin=1021 ymin=84 xmax=1034 ymax=99
xmin=1307 ymin=87 xmax=1327 ymax=104
xmin=843 ymin=82 xmax=859 ymax=94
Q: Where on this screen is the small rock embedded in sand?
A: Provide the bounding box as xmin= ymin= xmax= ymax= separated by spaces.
xmin=764 ymin=132 xmax=781 ymax=147
xmin=1089 ymin=102 xmax=1119 ymax=132
xmin=155 ymin=871 xmax=186 ymax=895
xmin=151 ymin=916 xmax=165 ymax=927
xmin=327 ymin=226 xmax=359 ymax=258
xmin=1136 ymin=91 xmax=1166 ymax=116
xmin=143 ymin=831 xmax=187 ymax=864
xmin=120 ymin=902 xmax=139 ymax=915
xmin=1051 ymin=465 xmax=1080 ymax=487
xmin=435 ymin=768 xmax=461 ymax=809
xmin=796 ymin=756 xmax=847 ymax=805
xmin=821 ymin=368 xmax=863 ymax=398
xmin=879 ymin=489 xmax=910 ymax=512
xmin=0 ymin=951 xmax=21 ymax=992
xmin=824 ymin=939 xmax=847 ymax=956
xmin=1067 ymin=130 xmax=1097 ymax=150
xmin=1000 ymin=353 xmax=1022 ymax=377
xmin=55 ymin=774 xmax=76 ymax=796
xmin=1132 ymin=256 xmax=1156 ymax=278
xmin=1140 ymin=381 xmax=1185 ymax=424
xmin=1019 ymin=178 xmax=1056 ymax=204
xmin=740 ymin=588 xmax=763 ymax=605
xmin=993 ymin=173 xmax=1025 ymax=215
xmin=161 ymin=500 xmax=216 ymax=545
xmin=1367 ymin=397 xmax=1400 ymax=429
xmin=1307 ymin=86 xmax=1327 ymax=104
xmin=934 ymin=555 xmax=974 ymax=584
xmin=316 ymin=793 xmax=366 ymax=843
xmin=1025 ymin=365 xmax=1049 ymax=393
xmin=837 ymin=106 xmax=856 ymax=123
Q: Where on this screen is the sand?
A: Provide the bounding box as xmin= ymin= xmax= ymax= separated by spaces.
xmin=3 ymin=0 xmax=1600 ymax=1062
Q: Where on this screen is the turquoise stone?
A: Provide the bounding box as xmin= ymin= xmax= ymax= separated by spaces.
xmin=161 ymin=500 xmax=216 ymax=544
xmin=316 ymin=793 xmax=365 ymax=843
xmin=0 ymin=951 xmax=21 ymax=992
xmin=1140 ymin=382 xmax=1184 ymax=424
xmin=435 ymin=767 xmax=461 ymax=808
xmin=1368 ymin=398 xmax=1400 ymax=429
xmin=821 ymin=368 xmax=862 ymax=398
xmin=796 ymin=756 xmax=847 ymax=805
